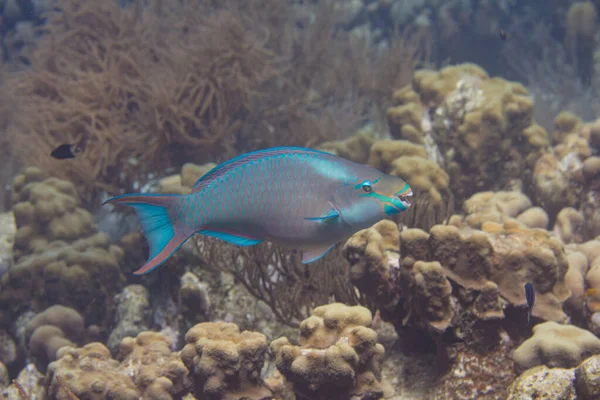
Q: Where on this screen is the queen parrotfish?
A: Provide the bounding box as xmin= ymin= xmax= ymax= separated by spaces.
xmin=104 ymin=146 xmax=413 ymax=275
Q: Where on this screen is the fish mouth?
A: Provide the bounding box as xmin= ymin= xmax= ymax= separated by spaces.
xmin=396 ymin=190 xmax=413 ymax=208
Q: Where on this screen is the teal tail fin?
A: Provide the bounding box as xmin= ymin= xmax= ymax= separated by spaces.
xmin=103 ymin=193 xmax=193 ymax=275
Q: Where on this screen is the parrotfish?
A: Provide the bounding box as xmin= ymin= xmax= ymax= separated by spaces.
xmin=104 ymin=146 xmax=413 ymax=275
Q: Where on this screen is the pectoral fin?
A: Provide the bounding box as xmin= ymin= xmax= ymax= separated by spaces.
xmin=301 ymin=244 xmax=335 ymax=264
xmin=305 ymin=204 xmax=340 ymax=222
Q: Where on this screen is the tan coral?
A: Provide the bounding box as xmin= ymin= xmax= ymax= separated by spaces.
xmin=10 ymin=167 xmax=95 ymax=259
xmin=513 ymin=322 xmax=600 ymax=370
xmin=342 ymin=220 xmax=401 ymax=313
xmin=366 ymin=139 xmax=449 ymax=206
xmin=409 ymin=261 xmax=453 ymax=332
xmin=472 ymin=281 xmax=505 ymax=320
xmin=26 ymin=305 xmax=86 ymax=369
xmin=0 ymin=168 xmax=125 ymax=326
xmin=516 ymin=207 xmax=549 ymax=230
xmin=117 ymin=332 xmax=190 ymax=399
xmin=585 ymin=256 xmax=600 ymax=313
xmin=553 ymin=111 xmax=584 ymax=146
xmin=401 ymin=221 xmax=571 ymax=323
xmin=388 ymin=156 xmax=449 ymax=206
xmin=554 ymin=207 xmax=585 ymax=244
xmin=564 ymin=251 xmax=590 ymax=316
xmin=159 ymin=162 xmax=218 ymax=195
xmin=270 ymin=303 xmax=394 ymax=400
xmin=318 ymin=130 xmax=377 ymax=164
xmin=367 ymin=139 xmax=428 ymax=172
xmin=46 ymin=342 xmax=139 ymax=400
xmin=461 ymin=191 xmax=533 ymax=229
xmin=533 ymin=113 xmax=591 ymax=219
xmin=180 ymin=321 xmax=272 ymax=400
xmin=387 ymin=63 xmax=549 ymax=202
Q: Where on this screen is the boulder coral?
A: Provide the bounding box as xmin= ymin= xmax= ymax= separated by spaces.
xmin=45 ymin=331 xmax=190 ymax=400
xmin=25 ymin=305 xmax=86 ymax=371
xmin=387 ymin=63 xmax=550 ymax=203
xmin=270 ymin=303 xmax=394 ymax=400
xmin=343 ymin=217 xmax=571 ymax=352
xmin=513 ymin=321 xmax=600 ymax=371
xmin=0 ymin=168 xmax=125 ymax=326
xmin=180 ymin=321 xmax=272 ymax=400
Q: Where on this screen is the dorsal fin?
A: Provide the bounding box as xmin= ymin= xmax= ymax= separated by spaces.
xmin=191 ymin=146 xmax=335 ymax=193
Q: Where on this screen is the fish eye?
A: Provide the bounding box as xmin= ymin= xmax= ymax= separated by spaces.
xmin=361 ymin=181 xmax=372 ymax=193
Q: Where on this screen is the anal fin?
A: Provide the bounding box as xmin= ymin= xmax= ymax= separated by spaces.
xmin=301 ymin=244 xmax=335 ymax=264
xmin=199 ymin=229 xmax=263 ymax=246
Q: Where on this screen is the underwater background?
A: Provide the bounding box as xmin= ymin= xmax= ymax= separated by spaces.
xmin=0 ymin=0 xmax=600 ymax=398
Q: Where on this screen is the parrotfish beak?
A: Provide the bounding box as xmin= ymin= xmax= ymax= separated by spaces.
xmin=394 ymin=187 xmax=413 ymax=210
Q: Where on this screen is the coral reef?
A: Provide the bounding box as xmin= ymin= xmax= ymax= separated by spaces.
xmin=507 ymin=354 xmax=600 ymax=400
xmin=25 ymin=305 xmax=86 ymax=371
xmin=106 ymin=284 xmax=151 ymax=354
xmin=344 ymin=218 xmax=570 ymax=340
xmin=513 ymin=321 xmax=600 ymax=371
xmin=181 ymin=322 xmax=271 ymax=400
xmin=387 ymin=63 xmax=550 ymax=203
xmin=4 ymin=4 xmax=600 ymax=398
xmin=46 ymin=331 xmax=190 ymax=400
xmin=367 ymin=139 xmax=450 ymax=207
xmin=0 ymin=213 xmax=15 ymax=280
xmin=0 ymin=168 xmax=125 ymax=326
xmin=46 ymin=342 xmax=140 ymax=400
xmin=270 ymin=303 xmax=394 ymax=400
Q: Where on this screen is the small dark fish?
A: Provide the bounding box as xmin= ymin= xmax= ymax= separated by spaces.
xmin=524 ymin=282 xmax=535 ymax=325
xmin=50 ymin=143 xmax=82 ymax=160
xmin=499 ymin=30 xmax=508 ymax=41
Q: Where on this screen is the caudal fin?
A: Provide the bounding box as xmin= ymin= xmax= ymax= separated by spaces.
xmin=103 ymin=193 xmax=193 ymax=275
